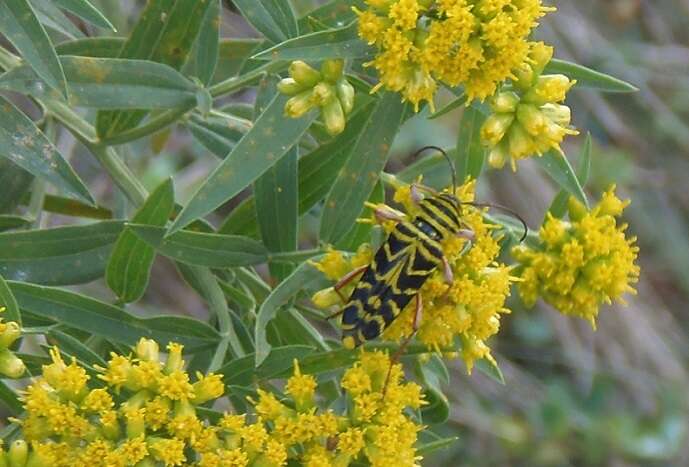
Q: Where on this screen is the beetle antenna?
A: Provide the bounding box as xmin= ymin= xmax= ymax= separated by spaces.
xmin=464 ymin=202 xmax=529 ymax=243
xmin=410 ymin=146 xmax=457 ymax=193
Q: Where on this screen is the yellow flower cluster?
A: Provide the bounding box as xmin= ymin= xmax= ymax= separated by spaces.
xmin=512 ymin=187 xmax=640 ymax=326
xmin=480 ymin=42 xmax=579 ymax=170
xmin=3 ymin=339 xmax=424 ymax=467
xmin=12 ymin=339 xmax=224 ymax=466
xmin=0 ymin=306 xmax=25 ymax=378
xmin=279 ymin=60 xmax=356 ymax=136
xmin=355 ymin=0 xmax=555 ymax=110
xmin=311 ymin=181 xmax=515 ymax=373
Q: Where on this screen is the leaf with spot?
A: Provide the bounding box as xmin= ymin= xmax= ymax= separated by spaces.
xmin=0 ymin=96 xmax=93 ymax=204
xmin=0 ymin=221 xmax=124 ymax=285
xmin=232 ymin=0 xmax=299 ymax=44
xmin=320 ymin=92 xmax=406 ymax=243
xmin=106 ymin=179 xmax=175 ymax=304
xmin=169 ymin=94 xmax=317 ymax=234
xmin=187 ymin=112 xmax=252 ymax=158
xmin=96 ymin=0 xmax=214 ymax=138
xmin=9 ymin=281 xmax=219 ymax=351
xmin=252 ymin=21 xmax=372 ymax=61
xmin=0 ymin=0 xmax=68 ymax=98
xmin=0 ymin=57 xmax=198 ymax=110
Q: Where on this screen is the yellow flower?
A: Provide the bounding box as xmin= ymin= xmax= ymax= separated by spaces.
xmin=284 ymin=359 xmax=317 ymax=411
xmin=356 ymin=0 xmax=556 ymax=109
xmin=158 ymin=370 xmax=195 ymax=401
xmin=192 ymin=372 xmax=224 ymax=404
xmin=148 ymin=437 xmax=186 ymax=466
xmin=513 ymin=187 xmax=639 ymax=326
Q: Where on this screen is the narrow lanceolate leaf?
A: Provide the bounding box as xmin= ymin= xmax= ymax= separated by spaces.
xmin=0 ymin=221 xmax=124 ymax=285
xmin=9 ymin=281 xmax=220 ymax=350
xmin=0 ymin=381 xmax=23 ymax=414
xmin=320 ymin=92 xmax=405 ymax=243
xmin=536 ymin=150 xmax=589 ymax=209
xmin=456 ymin=105 xmax=487 ymax=182
xmin=0 ymin=274 xmax=21 ymax=325
xmin=429 ymin=92 xmax=466 ymax=120
xmin=55 ymin=37 xmax=125 ymax=58
xmin=0 ymin=96 xmax=93 ymax=204
xmin=0 ymin=215 xmax=31 ymax=232
xmin=194 ymin=0 xmax=220 ymax=85
xmin=545 ymin=58 xmax=638 ymax=93
xmin=0 ymin=57 xmax=198 ymax=110
xmin=232 ymin=0 xmax=298 ymax=43
xmin=106 ymin=179 xmax=175 ymax=304
xmin=128 ymin=225 xmax=269 ymax=268
xmin=549 ymin=133 xmax=592 ymax=218
xmin=297 ymin=0 xmax=363 ymax=31
xmin=335 ymin=180 xmax=383 ymax=251
xmin=48 ymin=330 xmax=106 ymax=367
xmin=170 ymin=94 xmax=317 ymax=234
xmin=0 ymin=0 xmax=68 ymax=98
xmin=254 ymin=260 xmax=329 ymax=366
xmin=0 ymin=160 xmax=33 ymax=214
xmin=96 ymin=0 xmax=213 ymax=138
xmin=187 ymin=112 xmax=252 ymax=158
xmin=253 ymin=22 xmax=372 ymax=61
xmin=30 ymin=0 xmax=84 ymax=39
xmin=53 ymin=0 xmax=115 ymax=30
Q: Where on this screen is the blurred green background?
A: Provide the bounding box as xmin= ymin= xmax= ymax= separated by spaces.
xmin=5 ymin=0 xmax=689 ymax=465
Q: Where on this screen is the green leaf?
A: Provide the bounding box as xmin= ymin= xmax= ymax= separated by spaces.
xmin=0 ymin=57 xmax=198 ymax=110
xmin=40 ymin=194 xmax=112 ymax=220
xmin=55 ymin=37 xmax=125 ymax=58
xmin=429 ymin=92 xmax=466 ymax=120
xmin=549 ymin=133 xmax=592 ymax=218
xmin=335 ymin=180 xmax=383 ymax=251
xmin=170 ymin=94 xmax=317 ymax=234
xmin=213 ymin=39 xmax=264 ymax=82
xmin=218 ymin=345 xmax=316 ymax=387
xmin=254 ymin=77 xmax=298 ymax=280
xmin=128 ymin=225 xmax=269 ymax=268
xmin=0 ymin=381 xmax=23 ymax=414
xmin=96 ymin=0 xmax=214 ymax=138
xmin=535 ymin=150 xmax=589 ymax=209
xmin=545 ymin=58 xmax=638 ymax=93
xmin=106 ymin=179 xmax=175 ymax=304
xmin=232 ymin=0 xmax=298 ymax=44
xmin=219 ymin=103 xmax=375 ymax=236
xmin=297 ymin=0 xmax=363 ymax=31
xmin=187 ymin=112 xmax=252 ymax=158
xmin=53 ymin=0 xmax=115 ymax=30
xmin=320 ymin=92 xmax=405 ymax=243
xmin=48 ymin=330 xmax=106 ymax=367
xmin=30 ymin=0 xmax=84 ymax=39
xmin=253 ymin=21 xmax=371 ymax=61
xmin=0 ymin=215 xmax=31 ymax=232
xmin=0 ymin=96 xmax=93 ymax=204
xmin=474 ymin=357 xmax=505 ymax=385
xmin=194 ymin=0 xmax=220 ymax=85
xmin=456 ymin=105 xmax=487 ymax=182
xmin=10 ymin=281 xmax=219 ymax=350
xmin=254 ymin=261 xmax=330 ymax=366
xmin=0 ymin=220 xmax=124 ymax=285
xmin=0 ymin=0 xmax=68 ymax=98
xmin=0 ymin=274 xmax=21 ymax=325
xmin=421 ymin=387 xmax=450 ymax=424
xmin=0 ymin=160 xmax=33 ymax=214
xmin=416 ymin=437 xmax=459 ymax=456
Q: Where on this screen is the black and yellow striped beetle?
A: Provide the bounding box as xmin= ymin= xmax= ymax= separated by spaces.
xmin=329 ymin=147 xmax=526 ymax=356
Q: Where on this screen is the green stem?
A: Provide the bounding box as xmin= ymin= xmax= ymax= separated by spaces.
xmin=208 ymin=60 xmax=287 ymax=97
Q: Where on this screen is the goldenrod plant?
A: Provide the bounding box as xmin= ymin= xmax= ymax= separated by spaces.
xmin=2 ymin=0 xmax=676 ymax=465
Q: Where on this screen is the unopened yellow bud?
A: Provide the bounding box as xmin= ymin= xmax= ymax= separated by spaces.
xmin=540 ymin=103 xmax=571 ymax=126
xmin=529 ymin=42 xmax=554 ymax=77
xmin=488 ymin=142 xmax=509 ymax=169
xmin=312 ymin=82 xmax=336 ymax=106
xmin=277 ymin=77 xmax=307 ymax=96
xmin=516 ymin=104 xmax=547 ymax=137
xmin=513 ymin=63 xmax=536 ymax=91
xmin=524 ymin=74 xmax=575 ymax=105
xmin=8 ymin=440 xmax=28 ymax=467
xmin=0 ymin=322 xmax=21 ymax=349
xmin=322 ymin=97 xmax=346 ymax=136
xmin=312 ymin=287 xmax=341 ymax=309
xmin=289 ymin=61 xmax=321 ymax=87
xmin=192 ymin=373 xmax=224 ymax=405
xmin=598 ymin=187 xmax=629 ymax=217
xmin=0 ymin=349 xmax=25 ymax=378
xmin=321 ymin=59 xmax=344 ymax=83
xmin=490 ymin=91 xmax=520 ymax=113
xmin=481 ymin=113 xmax=514 ymax=146
xmin=567 ymin=196 xmax=588 ymax=222
xmin=507 ymin=123 xmax=534 ymax=159
xmin=165 ymin=343 xmax=185 ymax=373
xmin=336 ymin=78 xmax=355 ymax=115
xmin=135 ymin=338 xmax=159 ymax=362
xmin=124 ymin=407 xmax=146 ymax=439
xmin=284 ymin=90 xmax=316 ymax=118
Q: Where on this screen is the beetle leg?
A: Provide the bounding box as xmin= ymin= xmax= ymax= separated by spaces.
xmin=325 ymin=265 xmax=368 ymax=320
xmin=442 ymin=256 xmax=454 ymax=285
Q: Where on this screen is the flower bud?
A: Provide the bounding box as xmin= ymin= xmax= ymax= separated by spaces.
xmin=540 ymin=103 xmax=571 ymax=126
xmin=322 ymin=97 xmax=346 ymax=136
xmin=336 ymin=78 xmax=355 ymax=115
xmin=598 ymin=187 xmax=629 ymax=217
xmin=124 ymin=407 xmax=146 ymax=439
xmin=529 ymin=42 xmax=554 ymax=77
xmin=0 ymin=322 xmax=21 ymax=349
xmin=192 ymin=373 xmax=224 ymax=405
xmin=165 ymin=343 xmax=185 ymax=373
xmin=490 ymin=91 xmax=520 ymax=114
xmin=284 ymin=90 xmax=317 ymax=118
xmin=8 ymin=440 xmax=28 ymax=467
xmin=481 ymin=113 xmax=514 ymax=146
xmin=488 ymin=142 xmax=509 ymax=169
xmin=135 ymin=338 xmax=159 ymax=362
xmin=513 ymin=63 xmax=536 ymax=91
xmin=288 ymin=61 xmax=321 ymax=87
xmin=311 ymin=287 xmax=341 ymax=309
xmin=0 ymin=349 xmax=25 ymax=379
xmin=567 ymin=196 xmax=588 ymax=222
xmin=507 ymin=123 xmax=534 ymax=159
xmin=277 ymin=77 xmax=306 ymax=96
xmin=312 ymin=82 xmax=336 ymax=106
xmin=516 ymin=104 xmax=547 ymax=137
xmin=321 ymin=59 xmax=344 ymax=83
xmin=524 ymin=74 xmax=575 ymax=105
